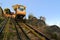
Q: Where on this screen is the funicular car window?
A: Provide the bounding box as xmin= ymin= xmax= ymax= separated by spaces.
xmin=18 ymin=6 xmax=25 ymax=11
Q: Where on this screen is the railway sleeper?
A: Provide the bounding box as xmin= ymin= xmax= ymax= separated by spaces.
xmin=25 ymin=23 xmax=50 ymax=40
xmin=15 ymin=21 xmax=30 ymax=40
xmin=0 ymin=19 xmax=8 ymax=34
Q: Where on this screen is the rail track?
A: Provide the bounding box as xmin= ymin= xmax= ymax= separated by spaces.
xmin=12 ymin=19 xmax=21 ymax=40
xmin=17 ymin=22 xmax=50 ymax=40
xmin=0 ymin=19 xmax=8 ymax=34
xmin=3 ymin=18 xmax=10 ymax=40
xmin=25 ymin=23 xmax=50 ymax=40
xmin=0 ymin=18 xmax=50 ymax=40
xmin=0 ymin=18 xmax=10 ymax=40
xmin=0 ymin=19 xmax=8 ymax=40
xmin=12 ymin=19 xmax=30 ymax=40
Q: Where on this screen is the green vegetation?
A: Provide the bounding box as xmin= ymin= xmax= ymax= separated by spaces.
xmin=0 ymin=6 xmax=4 ymax=24
xmin=0 ymin=7 xmax=3 ymax=16
xmin=0 ymin=17 xmax=4 ymax=24
xmin=26 ymin=14 xmax=60 ymax=40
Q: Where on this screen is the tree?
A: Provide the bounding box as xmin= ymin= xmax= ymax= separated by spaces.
xmin=28 ymin=14 xmax=38 ymax=26
xmin=37 ymin=16 xmax=46 ymax=27
xmin=28 ymin=14 xmax=34 ymax=20
xmin=0 ymin=6 xmax=3 ymax=16
xmin=40 ymin=16 xmax=46 ymax=22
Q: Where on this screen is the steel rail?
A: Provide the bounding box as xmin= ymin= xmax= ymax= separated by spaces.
xmin=16 ymin=21 xmax=30 ymax=40
xmin=25 ymin=23 xmax=50 ymax=40
xmin=12 ymin=19 xmax=22 ymax=40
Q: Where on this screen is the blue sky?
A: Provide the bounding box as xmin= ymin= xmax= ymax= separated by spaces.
xmin=0 ymin=0 xmax=60 ymax=26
